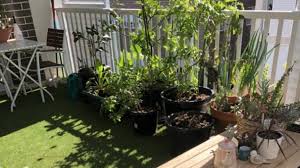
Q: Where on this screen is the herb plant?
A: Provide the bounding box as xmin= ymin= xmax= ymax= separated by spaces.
xmin=0 ymin=5 xmax=12 ymax=30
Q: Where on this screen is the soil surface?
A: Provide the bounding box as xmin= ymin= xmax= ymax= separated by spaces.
xmin=134 ymin=106 xmax=155 ymax=114
xmin=258 ymin=130 xmax=282 ymax=139
xmin=177 ymin=92 xmax=210 ymax=102
xmin=171 ymin=113 xmax=210 ymax=129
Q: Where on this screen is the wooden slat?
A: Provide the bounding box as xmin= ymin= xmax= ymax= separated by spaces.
xmin=66 ymin=12 xmax=78 ymax=71
xmin=258 ymin=18 xmax=271 ymax=82
xmin=236 ymin=19 xmax=244 ymax=60
xmin=270 ymin=19 xmax=284 ymax=84
xmin=214 ymin=24 xmax=220 ymax=59
xmin=283 ymin=20 xmax=299 ymax=103
xmin=158 ymin=135 xmax=225 ymax=168
xmin=159 ymin=131 xmax=300 ymax=168
xmin=80 ymin=12 xmax=89 ymax=67
xmin=296 ymin=73 xmax=300 ymax=102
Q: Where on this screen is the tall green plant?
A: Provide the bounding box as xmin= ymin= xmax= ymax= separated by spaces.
xmin=234 ymin=31 xmax=278 ymax=95
xmin=100 ymin=48 xmax=143 ymax=123
xmin=73 ymin=10 xmax=121 ymax=68
xmin=163 ymin=0 xmax=242 ymax=93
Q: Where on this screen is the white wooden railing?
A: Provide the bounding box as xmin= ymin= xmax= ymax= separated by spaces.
xmin=55 ymin=8 xmax=300 ymax=104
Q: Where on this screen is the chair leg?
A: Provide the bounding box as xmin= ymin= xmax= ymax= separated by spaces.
xmin=37 ymin=53 xmax=45 ymax=103
xmin=59 ymin=52 xmax=65 ymax=78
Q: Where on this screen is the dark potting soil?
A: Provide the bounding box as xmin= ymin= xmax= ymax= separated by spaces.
xmin=177 ymin=92 xmax=210 ymax=102
xmin=258 ymin=130 xmax=282 ymax=139
xmin=171 ymin=113 xmax=210 ymax=129
xmin=134 ymin=106 xmax=156 ymax=114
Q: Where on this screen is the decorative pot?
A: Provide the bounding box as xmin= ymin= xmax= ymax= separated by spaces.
xmin=210 ymin=96 xmax=239 ymax=133
xmin=161 ymin=86 xmax=214 ymax=116
xmin=131 ymin=109 xmax=158 ymax=136
xmin=256 ymin=130 xmax=284 ymax=159
xmin=0 ymin=27 xmax=13 ymax=43
xmin=236 ymin=116 xmax=260 ymax=138
xmin=166 ymin=111 xmax=214 ymax=155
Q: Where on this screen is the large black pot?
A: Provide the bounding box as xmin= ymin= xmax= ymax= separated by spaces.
xmin=80 ymin=90 xmax=104 ymax=110
xmin=161 ymin=86 xmax=214 ymax=116
xmin=131 ymin=109 xmax=158 ymax=136
xmin=166 ymin=111 xmax=214 ymax=155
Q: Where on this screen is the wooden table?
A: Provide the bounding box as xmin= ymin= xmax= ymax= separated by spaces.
xmin=158 ymin=131 xmax=300 ymax=168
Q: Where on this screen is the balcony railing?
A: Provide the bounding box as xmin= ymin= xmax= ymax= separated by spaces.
xmin=55 ymin=7 xmax=300 ymax=104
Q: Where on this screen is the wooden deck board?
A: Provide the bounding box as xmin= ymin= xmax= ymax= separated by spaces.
xmin=158 ymin=131 xmax=300 ymax=168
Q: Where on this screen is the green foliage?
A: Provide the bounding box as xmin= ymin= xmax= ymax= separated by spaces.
xmin=100 ymin=49 xmax=143 ymax=123
xmin=73 ymin=10 xmax=121 ymax=68
xmin=85 ymin=59 xmax=111 ymax=96
xmin=235 ymin=65 xmax=294 ymax=122
xmin=234 ymin=31 xmax=278 ymax=95
xmin=0 ymin=5 xmax=12 ymax=30
xmin=164 ymin=0 xmax=242 ymax=93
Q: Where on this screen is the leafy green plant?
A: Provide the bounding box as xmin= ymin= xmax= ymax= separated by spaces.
xmin=234 ymin=31 xmax=278 ymax=95
xmin=100 ymin=48 xmax=143 ymax=123
xmin=85 ymin=59 xmax=111 ymax=96
xmin=163 ymin=0 xmax=242 ymax=99
xmin=0 ymin=5 xmax=12 ymax=30
xmin=73 ymin=10 xmax=121 ymax=68
xmin=235 ymin=65 xmax=294 ymax=122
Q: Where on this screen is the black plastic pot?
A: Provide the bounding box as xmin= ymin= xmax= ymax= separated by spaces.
xmin=131 ymin=109 xmax=158 ymax=136
xmin=80 ymin=90 xmax=104 ymax=110
xmin=161 ymin=86 xmax=214 ymax=116
xmin=166 ymin=111 xmax=214 ymax=155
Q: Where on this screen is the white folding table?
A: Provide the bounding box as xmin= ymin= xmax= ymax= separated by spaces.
xmin=0 ymin=40 xmax=54 ymax=112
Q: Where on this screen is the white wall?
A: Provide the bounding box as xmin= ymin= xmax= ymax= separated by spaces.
xmin=29 ymin=0 xmax=52 ymax=42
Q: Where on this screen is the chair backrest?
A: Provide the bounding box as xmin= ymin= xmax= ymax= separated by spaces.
xmin=47 ymin=28 xmax=64 ymax=48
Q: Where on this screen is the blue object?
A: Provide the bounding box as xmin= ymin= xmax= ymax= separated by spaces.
xmin=67 ymin=73 xmax=82 ymax=100
xmin=238 ymin=146 xmax=251 ymax=161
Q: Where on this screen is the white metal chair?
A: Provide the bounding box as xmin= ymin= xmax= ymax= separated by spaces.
xmin=37 ymin=28 xmax=65 ymax=101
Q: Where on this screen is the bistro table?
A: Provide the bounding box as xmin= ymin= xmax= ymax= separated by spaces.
xmin=0 ymin=39 xmax=54 ymax=112
xmin=158 ymin=131 xmax=300 ymax=168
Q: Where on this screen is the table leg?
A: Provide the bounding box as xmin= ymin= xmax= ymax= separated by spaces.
xmin=0 ymin=68 xmax=13 ymax=104
xmin=17 ymin=51 xmax=27 ymax=95
xmin=2 ymin=48 xmax=54 ymax=111
xmin=36 ymin=52 xmax=45 ymax=103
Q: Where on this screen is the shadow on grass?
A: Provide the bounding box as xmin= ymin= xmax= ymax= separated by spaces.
xmin=0 ymin=86 xmax=173 ymax=167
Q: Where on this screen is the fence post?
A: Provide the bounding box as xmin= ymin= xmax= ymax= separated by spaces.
xmin=284 ymin=5 xmax=300 ymax=103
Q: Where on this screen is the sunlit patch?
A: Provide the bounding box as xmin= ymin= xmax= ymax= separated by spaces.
xmin=113 ymin=147 xmax=120 ymax=152
xmin=142 ymin=157 xmax=152 ymax=165
xmin=26 ymin=87 xmax=48 ymax=94
xmin=0 ymin=99 xmax=8 ymax=104
xmin=128 ymin=149 xmax=137 ymax=156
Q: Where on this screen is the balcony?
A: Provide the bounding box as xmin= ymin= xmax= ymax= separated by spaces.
xmin=1 ymin=0 xmax=300 ymax=167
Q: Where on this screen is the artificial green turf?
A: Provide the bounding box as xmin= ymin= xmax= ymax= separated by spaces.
xmin=0 ymin=86 xmax=173 ymax=168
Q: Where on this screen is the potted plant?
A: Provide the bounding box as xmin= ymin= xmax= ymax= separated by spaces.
xmin=99 ymin=49 xmax=143 ymax=123
xmin=80 ymin=60 xmax=111 ymax=109
xmin=0 ymin=5 xmax=13 ymax=43
xmin=166 ymin=111 xmax=214 ymax=154
xmin=254 ymin=66 xmax=299 ymax=159
xmin=73 ymin=10 xmax=121 ymax=90
xmin=160 ymin=0 xmax=242 ymax=116
xmin=211 ymin=31 xmax=276 ymax=132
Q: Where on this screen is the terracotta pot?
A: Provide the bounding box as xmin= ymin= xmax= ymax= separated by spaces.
xmin=210 ymin=96 xmax=238 ymax=133
xmin=0 ymin=27 xmax=13 ymax=43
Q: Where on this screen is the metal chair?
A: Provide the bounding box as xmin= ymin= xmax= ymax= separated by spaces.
xmin=31 ymin=28 xmax=65 ymax=102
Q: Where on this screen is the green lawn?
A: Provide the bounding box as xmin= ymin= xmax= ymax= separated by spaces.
xmin=0 ymin=86 xmax=173 ymax=168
